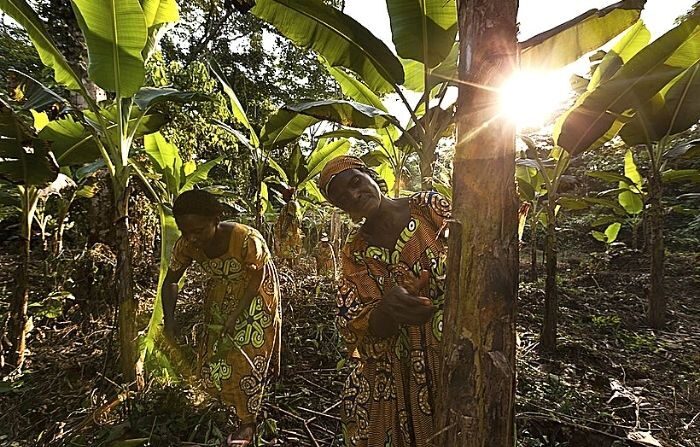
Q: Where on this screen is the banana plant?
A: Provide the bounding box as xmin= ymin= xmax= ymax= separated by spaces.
xmin=516 ymin=135 xmax=574 ymax=352
xmin=0 ymin=98 xmax=59 ymax=368
xmin=130 ymin=131 xmax=222 ymax=378
xmin=586 ymin=149 xmax=645 ymax=248
xmin=210 ymin=61 xmax=392 ymax=226
xmin=0 ymin=0 xmax=216 ymax=378
xmin=251 ymin=0 xmax=645 ymax=189
xmin=555 ymin=16 xmax=700 ymax=329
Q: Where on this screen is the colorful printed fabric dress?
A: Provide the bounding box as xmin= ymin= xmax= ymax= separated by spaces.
xmin=337 ymin=192 xmax=451 ymax=447
xmin=169 ymin=223 xmax=281 ymax=425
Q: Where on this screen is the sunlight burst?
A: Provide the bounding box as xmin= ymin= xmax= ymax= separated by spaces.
xmin=499 ymin=70 xmax=572 ymax=130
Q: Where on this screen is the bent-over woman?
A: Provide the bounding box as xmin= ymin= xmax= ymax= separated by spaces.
xmin=162 ymin=189 xmax=281 ymax=446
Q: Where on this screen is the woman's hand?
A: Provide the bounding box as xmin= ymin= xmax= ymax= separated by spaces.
xmin=379 ymin=270 xmax=434 ymax=325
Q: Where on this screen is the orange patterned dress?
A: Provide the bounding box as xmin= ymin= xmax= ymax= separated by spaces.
xmin=336 ymin=192 xmax=451 ymax=447
xmin=169 ymin=223 xmax=281 ymax=425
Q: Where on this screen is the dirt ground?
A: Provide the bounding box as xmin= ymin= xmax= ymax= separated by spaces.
xmin=0 ymin=247 xmax=698 ymax=446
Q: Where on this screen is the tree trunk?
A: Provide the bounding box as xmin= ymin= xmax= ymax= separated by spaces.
xmin=541 ymin=206 xmax=558 ymax=352
xmin=530 ymin=210 xmax=538 ymax=282
xmin=8 ymin=187 xmax=38 ymax=369
xmin=647 ymin=167 xmax=665 ymax=329
xmin=436 ymin=1 xmax=519 ymax=445
xmin=113 ymin=178 xmax=137 ymax=381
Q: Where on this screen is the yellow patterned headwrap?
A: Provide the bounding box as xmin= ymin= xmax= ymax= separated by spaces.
xmin=318 ymin=156 xmax=388 ymax=199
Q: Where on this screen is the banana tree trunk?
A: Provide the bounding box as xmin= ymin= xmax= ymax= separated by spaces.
xmin=647 ymin=163 xmax=665 ymax=329
xmin=8 ymin=187 xmax=39 ymax=368
xmin=436 ymin=0 xmax=518 ymax=444
xmin=541 ymin=202 xmax=558 ymax=352
xmin=113 ymin=176 xmax=137 ymax=380
xmin=420 ymin=141 xmax=436 ymax=191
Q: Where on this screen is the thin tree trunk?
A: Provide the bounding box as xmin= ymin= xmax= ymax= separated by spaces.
xmin=114 ymin=178 xmax=136 ymax=381
xmin=530 ymin=208 xmax=538 ymax=282
xmin=436 ymin=1 xmax=518 ymax=444
xmin=647 ymin=166 xmax=665 ymax=328
xmin=541 ymin=205 xmax=558 ymax=352
xmin=420 ymin=143 xmax=435 ymax=191
xmin=8 ymin=187 xmax=38 ymax=369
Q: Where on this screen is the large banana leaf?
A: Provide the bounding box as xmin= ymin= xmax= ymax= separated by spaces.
xmin=9 ymin=69 xmax=69 ymax=112
xmin=303 ymin=139 xmax=351 ymax=184
xmin=252 ymin=0 xmax=404 ymax=94
xmin=401 ymin=42 xmax=458 ymax=92
xmin=259 ymin=112 xmax=319 ymax=150
xmin=286 ymin=100 xmax=397 ymax=128
xmin=318 ymin=129 xmax=383 ymax=146
xmin=520 ymin=0 xmax=645 ymax=71
xmin=38 ymin=116 xmax=101 ymax=165
xmin=71 ymin=0 xmax=148 ymax=97
xmin=588 ymin=20 xmax=651 ymax=91
xmin=555 ymin=17 xmax=700 ymax=154
xmin=325 ymin=65 xmax=388 ymax=112
xmin=386 ymin=0 xmax=457 ymax=68
xmin=134 ymin=87 xmax=210 ymax=112
xmin=181 ymin=157 xmax=223 ymax=192
xmin=260 ymin=100 xmax=396 ymax=149
xmin=0 ymin=0 xmax=82 ymax=91
xmin=144 ymin=132 xmax=181 ymax=196
xmin=619 ymin=60 xmax=700 ymax=145
xmin=140 ymin=0 xmax=179 ymax=60
xmin=0 ymin=100 xmax=58 ymax=185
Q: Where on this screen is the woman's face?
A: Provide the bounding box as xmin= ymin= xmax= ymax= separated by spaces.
xmin=177 ymin=214 xmax=218 ymax=245
xmin=326 ymin=168 xmax=382 ymax=219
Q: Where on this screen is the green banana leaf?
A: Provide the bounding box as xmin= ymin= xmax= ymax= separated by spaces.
xmin=0 ymin=100 xmax=59 ymax=185
xmin=286 ymin=100 xmax=397 ymax=128
xmin=71 ymin=0 xmax=148 ymax=97
xmin=401 ymin=42 xmax=458 ymax=92
xmin=324 ymin=64 xmax=388 ymax=112
xmin=520 ymin=0 xmax=645 ymax=71
xmin=619 ymin=60 xmax=700 ymax=145
xmin=386 ymin=0 xmax=457 ymax=68
xmin=252 ymin=0 xmax=404 ymax=93
xmin=134 ymin=87 xmax=210 ymax=112
xmin=140 ymin=0 xmax=179 ymax=60
xmin=555 ymin=17 xmax=700 ymax=154
xmin=588 ymin=20 xmax=651 ymax=91
xmin=38 ymin=116 xmax=101 ymax=166
xmin=304 ymin=139 xmax=351 ymax=184
xmin=9 ymin=69 xmax=69 ymax=112
xmin=0 ymin=0 xmax=82 ymax=90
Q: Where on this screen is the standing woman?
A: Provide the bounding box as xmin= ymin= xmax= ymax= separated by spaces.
xmin=319 ymin=156 xmax=451 ymax=447
xmin=162 ymin=189 xmax=281 ymax=446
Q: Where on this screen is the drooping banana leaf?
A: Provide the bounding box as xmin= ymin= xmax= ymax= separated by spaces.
xmin=285 ymin=100 xmax=397 ymax=129
xmin=385 ymin=0 xmax=457 ymax=68
xmin=619 ymin=60 xmax=700 ymax=145
xmin=555 ymin=17 xmax=700 ymax=155
xmin=520 ymin=0 xmax=645 ymax=71
xmin=0 ymin=99 xmax=59 ymax=185
xmin=324 ymin=64 xmax=388 ymax=112
xmin=0 ymin=0 xmax=82 ymax=91
xmin=252 ymin=0 xmax=404 ymax=94
xmin=9 ymin=69 xmax=69 ymax=112
xmin=71 ymin=0 xmax=148 ymax=97
xmin=134 ymin=87 xmax=210 ymax=112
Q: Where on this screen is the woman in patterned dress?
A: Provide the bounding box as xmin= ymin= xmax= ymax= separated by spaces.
xmin=162 ymin=190 xmax=281 ymax=446
xmin=319 ymin=156 xmax=450 ymax=447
